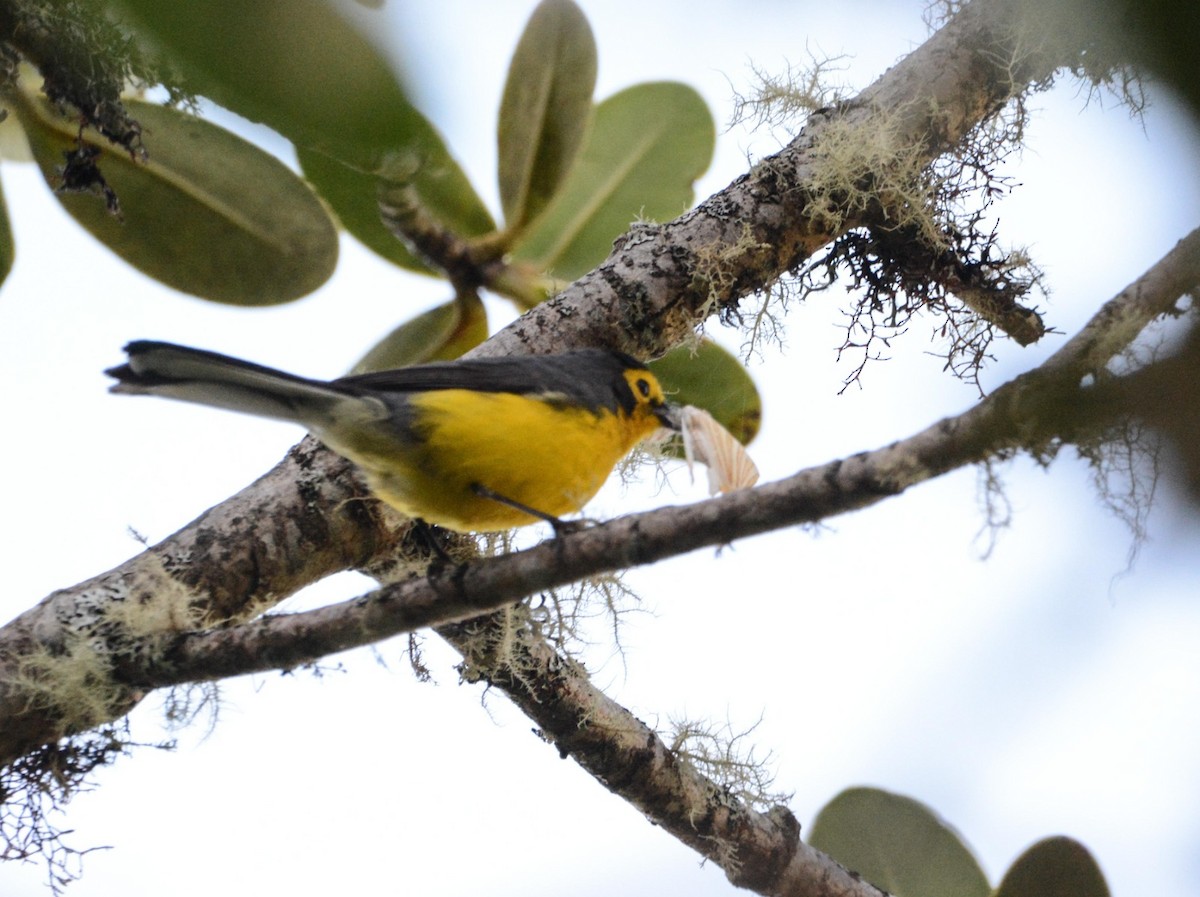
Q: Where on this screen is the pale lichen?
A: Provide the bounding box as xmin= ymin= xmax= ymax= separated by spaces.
xmin=667 ymin=714 xmax=792 ymax=811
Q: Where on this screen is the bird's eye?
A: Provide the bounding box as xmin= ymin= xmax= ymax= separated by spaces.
xmin=636 ymin=377 xmax=652 ymax=398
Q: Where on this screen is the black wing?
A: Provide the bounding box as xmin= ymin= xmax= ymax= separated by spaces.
xmin=336 ymin=349 xmax=645 ymax=414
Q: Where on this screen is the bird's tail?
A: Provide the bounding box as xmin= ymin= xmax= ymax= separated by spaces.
xmin=106 ymin=340 xmax=379 ymax=428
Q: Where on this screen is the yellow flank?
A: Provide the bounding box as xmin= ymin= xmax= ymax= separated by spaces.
xmin=354 ymin=387 xmax=665 ymax=532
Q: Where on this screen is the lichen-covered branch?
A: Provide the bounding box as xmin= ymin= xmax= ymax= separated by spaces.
xmin=481 ymin=0 xmax=1084 ymax=363
xmin=0 ymin=0 xmax=1159 ymax=790
xmin=99 ymin=225 xmax=1200 ymax=704
xmin=1 ymin=1 xmax=1193 ymax=889
xmin=0 ymin=440 xmax=412 ymax=765
xmin=438 ymin=617 xmax=888 ymax=897
xmin=0 ymin=0 xmax=167 ymax=154
xmin=437 ymin=225 xmax=1199 ymax=897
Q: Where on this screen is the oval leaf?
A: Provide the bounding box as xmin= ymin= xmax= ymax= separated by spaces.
xmin=112 ymin=0 xmax=437 ymax=172
xmin=648 ymin=340 xmax=761 ymax=446
xmin=498 ymin=0 xmax=596 ymax=230
xmin=809 ymin=787 xmax=990 ymax=897
xmin=16 ymin=93 xmax=338 ymax=305
xmin=510 ymin=81 xmax=714 ymax=282
xmin=995 ymin=837 xmax=1111 ymax=897
xmin=298 ymin=145 xmax=495 ymax=275
xmin=116 ymin=0 xmax=493 ymax=264
xmin=351 ymin=293 xmax=488 ymax=373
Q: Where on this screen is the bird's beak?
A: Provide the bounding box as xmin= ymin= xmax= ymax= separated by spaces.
xmin=655 ymin=402 xmax=683 ymax=431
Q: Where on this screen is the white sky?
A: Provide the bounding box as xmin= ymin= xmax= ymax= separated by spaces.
xmin=2 ymin=2 xmax=1200 ymax=895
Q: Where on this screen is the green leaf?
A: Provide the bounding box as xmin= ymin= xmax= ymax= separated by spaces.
xmin=497 ymin=0 xmax=596 ymax=231
xmin=995 ymin=837 xmax=1111 ymax=897
xmin=298 ymin=145 xmax=495 ymax=275
xmin=15 ymin=94 xmax=338 ymax=305
xmin=121 ymin=0 xmax=500 ymax=271
xmin=648 ymin=340 xmax=761 ymax=446
xmin=351 ymin=293 xmax=488 ymax=373
xmin=808 ymin=787 xmax=990 ymax=897
xmin=112 ymin=0 xmax=437 ymax=172
xmin=511 ymin=81 xmax=714 ymax=282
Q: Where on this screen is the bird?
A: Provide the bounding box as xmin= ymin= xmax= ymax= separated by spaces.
xmin=106 ymin=340 xmax=680 ymax=532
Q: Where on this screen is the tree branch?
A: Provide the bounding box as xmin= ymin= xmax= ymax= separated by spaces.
xmin=433 ymin=224 xmax=1199 ymax=897
xmin=3 ymin=3 xmax=1192 ymax=892
xmin=96 ymin=224 xmax=1200 ymax=695
xmin=476 ymin=0 xmax=1082 ymax=361
xmin=0 ymin=441 xmax=412 ymax=763
xmin=438 ymin=615 xmax=887 ymax=897
xmin=0 ymin=0 xmax=1141 ymax=768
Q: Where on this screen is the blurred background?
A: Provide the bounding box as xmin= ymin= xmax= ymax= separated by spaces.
xmin=1 ymin=1 xmax=1198 ymax=894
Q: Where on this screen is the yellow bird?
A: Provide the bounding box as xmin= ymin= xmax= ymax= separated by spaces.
xmin=107 ymin=341 xmax=680 ymax=532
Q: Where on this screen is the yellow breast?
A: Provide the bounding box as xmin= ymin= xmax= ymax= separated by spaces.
xmin=347 ymin=389 xmax=661 ymax=532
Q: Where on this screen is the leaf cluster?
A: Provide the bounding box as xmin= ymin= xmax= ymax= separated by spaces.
xmin=0 ymin=0 xmax=761 ymax=440
xmin=810 ymin=786 xmax=1111 ymax=897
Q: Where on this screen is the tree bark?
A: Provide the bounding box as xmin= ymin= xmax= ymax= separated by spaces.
xmin=103 ymin=221 xmax=1200 ymax=691
xmin=1 ymin=9 xmax=1185 ymax=897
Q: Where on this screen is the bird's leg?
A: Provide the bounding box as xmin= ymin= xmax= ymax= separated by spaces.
xmin=470 ymin=483 xmax=589 ymax=537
